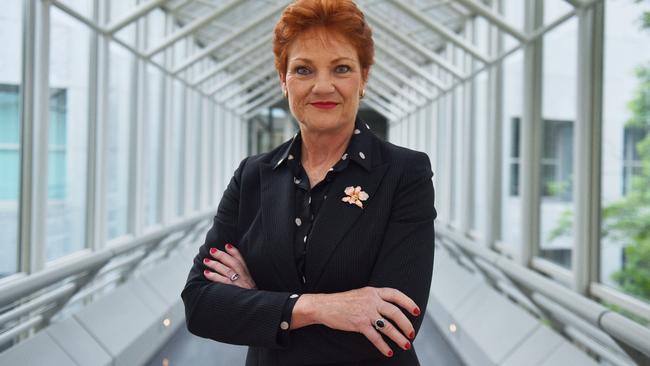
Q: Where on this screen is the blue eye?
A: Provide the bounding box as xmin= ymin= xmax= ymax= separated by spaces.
xmin=295 ymin=66 xmax=311 ymax=75
xmin=335 ymin=65 xmax=351 ymax=73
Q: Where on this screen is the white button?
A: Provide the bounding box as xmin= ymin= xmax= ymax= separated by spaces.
xmin=295 ymin=218 xmax=302 ymax=226
xmin=341 ymin=153 xmax=348 ymax=160
xmin=303 ymin=235 xmax=307 ymax=243
xmin=365 ymin=123 xmax=370 ymax=129
xmin=359 ymin=152 xmax=366 ymax=159
xmin=328 ymin=167 xmax=334 ymax=171
xmin=294 ymin=177 xmax=301 ymax=184
xmin=354 ymin=128 xmax=360 ymax=134
xmin=288 ymin=154 xmax=294 ymax=160
xmin=290 ymin=294 xmax=299 ymax=299
xmin=308 ymin=196 xmax=312 ymax=204
xmin=280 ymin=321 xmax=290 ymax=330
xmin=302 ymin=276 xmax=306 ymax=283
xmin=324 ymin=195 xmax=327 ymax=200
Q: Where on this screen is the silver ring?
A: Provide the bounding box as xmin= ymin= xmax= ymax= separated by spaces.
xmin=230 ymin=273 xmax=240 ymax=281
xmin=374 ymin=318 xmax=386 ymax=331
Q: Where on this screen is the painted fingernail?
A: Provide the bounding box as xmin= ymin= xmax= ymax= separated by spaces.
xmin=404 ymin=342 xmax=411 ymax=350
xmin=413 ymin=307 xmax=420 ymax=316
xmin=387 ymin=350 xmax=393 ymax=357
xmin=225 ymin=243 xmax=233 ymax=250
xmin=210 ymin=248 xmax=217 ymax=255
xmin=409 ymin=330 xmax=415 ymax=339
xmin=203 ymin=269 xmax=210 ymax=275
xmin=203 ymin=258 xmax=210 ymax=264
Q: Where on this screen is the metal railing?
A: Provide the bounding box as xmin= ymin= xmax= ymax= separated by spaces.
xmin=0 ymin=211 xmax=213 ymax=349
xmin=436 ymin=225 xmax=650 ymax=365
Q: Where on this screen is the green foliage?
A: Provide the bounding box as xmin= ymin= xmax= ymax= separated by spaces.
xmin=548 ymin=2 xmax=650 ymax=307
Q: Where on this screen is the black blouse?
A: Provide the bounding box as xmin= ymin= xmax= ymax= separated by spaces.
xmin=275 ymin=119 xmax=373 ymax=343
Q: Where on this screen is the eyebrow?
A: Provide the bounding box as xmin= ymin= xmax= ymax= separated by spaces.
xmin=289 ymin=57 xmax=356 ymax=64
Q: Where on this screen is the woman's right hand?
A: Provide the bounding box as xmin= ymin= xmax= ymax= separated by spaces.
xmin=300 ymin=287 xmax=420 ymax=357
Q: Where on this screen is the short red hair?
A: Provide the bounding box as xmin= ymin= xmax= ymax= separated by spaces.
xmin=273 ymin=0 xmax=374 ymax=81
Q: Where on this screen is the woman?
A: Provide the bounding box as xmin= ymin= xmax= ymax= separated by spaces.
xmin=181 ymin=1 xmax=436 ymax=365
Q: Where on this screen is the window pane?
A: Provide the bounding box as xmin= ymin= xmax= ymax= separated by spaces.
xmin=172 ymin=79 xmax=185 ymax=217
xmin=601 ymin=0 xmax=650 ymax=304
xmin=539 ymin=16 xmax=578 ymax=269
xmin=500 ymin=49 xmax=524 ymax=254
xmin=144 ymin=65 xmax=162 ymax=227
xmin=47 ymin=8 xmax=89 ymax=261
xmin=0 ymin=1 xmax=22 ymax=278
xmin=106 ymin=42 xmax=134 ymax=240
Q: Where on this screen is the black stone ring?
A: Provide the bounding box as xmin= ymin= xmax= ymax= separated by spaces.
xmin=374 ymin=318 xmax=386 ymax=331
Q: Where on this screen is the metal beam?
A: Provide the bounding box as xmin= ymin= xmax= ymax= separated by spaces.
xmin=454 ymin=0 xmax=528 ymax=42
xmin=218 ymin=74 xmax=276 ymax=104
xmin=371 ymin=71 xmax=425 ymax=107
xmin=205 ymin=54 xmax=273 ymax=95
xmin=362 ymin=98 xmax=399 ymax=121
xmin=243 ymin=94 xmax=284 ymax=120
xmin=374 ymin=60 xmax=435 ymax=99
xmin=365 ymin=9 xmax=465 ymax=79
xmin=228 ymin=77 xmax=278 ymax=109
xmin=238 ymin=89 xmax=280 ymax=115
xmin=105 ymin=0 xmax=166 ymax=34
xmin=375 ymin=41 xmax=447 ymax=90
xmin=366 ymin=84 xmax=413 ymax=116
xmin=389 ymin=0 xmax=490 ymax=63
xmin=190 ymin=35 xmax=271 ymax=87
xmin=144 ymin=0 xmax=240 ymax=57
xmin=172 ymin=1 xmax=287 ymax=75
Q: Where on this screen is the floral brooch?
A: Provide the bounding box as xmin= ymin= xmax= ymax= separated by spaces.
xmin=342 ymin=186 xmax=369 ymax=208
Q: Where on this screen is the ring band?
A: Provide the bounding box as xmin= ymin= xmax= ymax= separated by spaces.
xmin=230 ymin=273 xmax=240 ymax=281
xmin=374 ymin=318 xmax=386 ymax=331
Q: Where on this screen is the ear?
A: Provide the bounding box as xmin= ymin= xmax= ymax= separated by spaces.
xmin=278 ymin=71 xmax=287 ymax=93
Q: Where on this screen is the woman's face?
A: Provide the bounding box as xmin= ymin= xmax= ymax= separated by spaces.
xmin=281 ymin=28 xmax=368 ymax=134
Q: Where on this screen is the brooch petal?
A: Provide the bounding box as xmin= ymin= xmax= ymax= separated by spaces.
xmin=342 ymin=185 xmax=369 ymax=209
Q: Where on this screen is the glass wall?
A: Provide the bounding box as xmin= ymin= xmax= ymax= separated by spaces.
xmin=46 ymin=7 xmax=90 ymax=261
xmin=601 ymin=0 xmax=650 ymax=304
xmin=538 ymin=5 xmax=578 ymax=269
xmin=0 ymin=0 xmax=22 ymax=278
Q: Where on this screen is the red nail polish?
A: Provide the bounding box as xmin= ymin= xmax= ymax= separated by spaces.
xmin=404 ymin=342 xmax=411 ymax=350
xmin=387 ymin=350 xmax=393 ymax=357
xmin=203 ymin=258 xmax=210 ymax=264
xmin=225 ymin=244 xmax=233 ymax=250
xmin=203 ymin=269 xmax=210 ymax=275
xmin=413 ymin=307 xmax=420 ymax=316
xmin=210 ymin=248 xmax=217 ymax=255
xmin=409 ymin=331 xmax=415 ymax=339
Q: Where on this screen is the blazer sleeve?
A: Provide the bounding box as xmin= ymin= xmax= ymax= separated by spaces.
xmin=278 ymin=152 xmax=437 ymax=365
xmin=181 ymin=157 xmax=296 ymax=349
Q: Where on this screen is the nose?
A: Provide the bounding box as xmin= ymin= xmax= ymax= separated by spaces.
xmin=311 ymin=73 xmax=335 ymax=94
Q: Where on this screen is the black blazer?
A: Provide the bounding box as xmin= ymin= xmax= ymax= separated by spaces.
xmin=181 ymin=122 xmax=437 ymax=366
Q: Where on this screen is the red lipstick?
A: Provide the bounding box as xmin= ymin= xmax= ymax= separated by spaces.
xmin=311 ymin=102 xmax=338 ymax=109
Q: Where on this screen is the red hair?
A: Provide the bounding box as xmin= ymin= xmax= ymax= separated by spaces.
xmin=273 ymin=0 xmax=374 ymax=81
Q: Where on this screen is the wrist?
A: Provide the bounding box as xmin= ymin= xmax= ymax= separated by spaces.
xmin=291 ymin=293 xmax=322 ymax=329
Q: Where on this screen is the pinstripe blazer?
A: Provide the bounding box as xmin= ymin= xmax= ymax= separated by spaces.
xmin=181 ymin=119 xmax=436 ymax=366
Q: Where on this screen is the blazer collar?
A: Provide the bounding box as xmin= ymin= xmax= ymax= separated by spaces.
xmin=271 ymin=117 xmax=374 ymax=172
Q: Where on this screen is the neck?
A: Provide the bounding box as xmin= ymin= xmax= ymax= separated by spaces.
xmin=300 ymin=122 xmax=353 ymax=170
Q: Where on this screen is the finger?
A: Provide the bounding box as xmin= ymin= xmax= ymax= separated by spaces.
xmin=203 ymin=269 xmax=229 ymax=284
xmin=377 ymin=288 xmax=420 ymax=317
xmin=360 ymin=326 xmax=394 ymax=358
xmin=377 ymin=304 xmax=414 ymax=348
xmin=209 ymin=247 xmax=245 ymax=275
xmin=224 ymin=243 xmax=248 ymax=268
xmin=203 ymin=258 xmax=237 ymax=280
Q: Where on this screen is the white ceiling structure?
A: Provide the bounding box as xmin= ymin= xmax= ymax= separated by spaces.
xmin=51 ymin=0 xmax=590 ymax=120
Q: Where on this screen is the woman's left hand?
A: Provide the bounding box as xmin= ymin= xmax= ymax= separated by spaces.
xmin=202 ymin=244 xmax=257 ymax=289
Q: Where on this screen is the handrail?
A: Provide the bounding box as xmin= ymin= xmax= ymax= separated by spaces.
xmin=436 ymin=225 xmax=650 ymax=360
xmin=0 ymin=210 xmax=213 ymax=309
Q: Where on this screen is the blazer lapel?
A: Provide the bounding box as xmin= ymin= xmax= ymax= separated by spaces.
xmin=305 ymin=162 xmax=389 ymax=288
xmin=259 ymin=162 xmax=303 ymax=290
